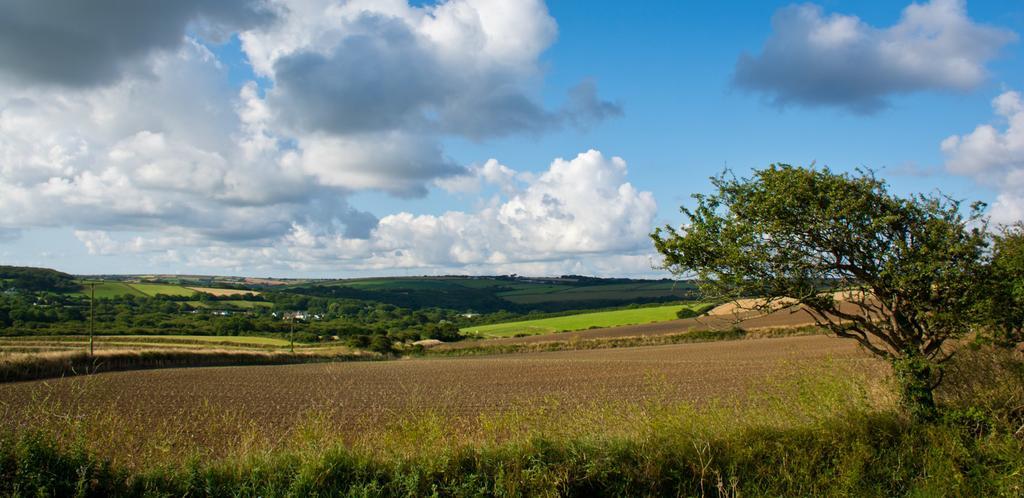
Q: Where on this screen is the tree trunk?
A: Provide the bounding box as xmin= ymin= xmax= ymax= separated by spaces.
xmin=892 ymin=356 xmax=938 ymax=421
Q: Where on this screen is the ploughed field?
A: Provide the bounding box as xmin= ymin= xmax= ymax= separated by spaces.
xmin=0 ymin=334 xmax=294 ymax=354
xmin=0 ymin=335 xmax=878 ymax=461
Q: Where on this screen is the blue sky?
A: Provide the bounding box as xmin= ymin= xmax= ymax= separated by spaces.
xmin=0 ymin=0 xmax=1022 ymax=277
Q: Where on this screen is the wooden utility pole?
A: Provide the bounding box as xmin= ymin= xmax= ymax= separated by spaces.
xmin=289 ymin=316 xmax=295 ymax=353
xmin=89 ymin=282 xmax=95 ymax=356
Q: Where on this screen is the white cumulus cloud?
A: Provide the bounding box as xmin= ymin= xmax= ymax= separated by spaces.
xmin=76 ymin=150 xmax=659 ymax=275
xmin=735 ymin=0 xmax=1016 ymax=113
xmin=0 ymin=0 xmax=631 ymax=275
xmin=942 ymin=90 xmax=1024 ymax=225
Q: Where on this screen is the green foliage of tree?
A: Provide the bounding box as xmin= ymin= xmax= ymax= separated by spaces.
xmin=422 ymin=321 xmax=462 ymax=342
xmin=652 ymin=165 xmax=989 ymax=420
xmin=980 ymin=223 xmax=1024 ymax=345
xmin=213 ymin=316 xmax=255 ymax=336
xmin=368 ymin=335 xmax=395 ymax=355
xmin=675 ymin=307 xmax=701 ymax=319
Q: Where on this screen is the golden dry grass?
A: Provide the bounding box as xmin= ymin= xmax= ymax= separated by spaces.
xmin=186 ymin=287 xmax=260 ymax=296
xmin=707 ymin=298 xmax=799 ymax=316
xmin=706 ymin=291 xmax=872 ymax=317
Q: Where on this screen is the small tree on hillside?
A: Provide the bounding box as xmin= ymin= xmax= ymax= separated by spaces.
xmin=651 ymin=165 xmax=989 ymax=420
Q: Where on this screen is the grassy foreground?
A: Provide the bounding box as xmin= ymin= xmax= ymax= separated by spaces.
xmin=2 ymin=347 xmax=1022 ymax=496
xmin=461 ymin=302 xmax=714 ymax=338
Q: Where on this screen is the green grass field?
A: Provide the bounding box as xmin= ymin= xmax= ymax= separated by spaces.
xmin=114 ymin=335 xmax=291 ymax=346
xmin=127 ymin=283 xmax=197 ymax=297
xmin=78 ymin=282 xmax=146 ymax=298
xmin=461 ymin=303 xmax=711 ymax=338
xmin=185 ymin=300 xmax=273 ymax=309
xmin=74 ymin=281 xmax=261 ymax=299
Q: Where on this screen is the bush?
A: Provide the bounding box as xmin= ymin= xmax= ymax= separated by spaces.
xmin=367 ymin=335 xmax=394 ymax=355
xmin=935 ymin=345 xmax=1024 ymax=430
xmin=292 ymin=331 xmax=319 ymax=343
xmin=422 ymin=322 xmax=462 ymax=342
xmin=347 ymin=335 xmax=371 ymax=349
xmin=676 ymin=307 xmax=699 ymax=319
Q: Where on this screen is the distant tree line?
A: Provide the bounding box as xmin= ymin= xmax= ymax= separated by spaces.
xmin=0 ymin=289 xmax=479 ymax=354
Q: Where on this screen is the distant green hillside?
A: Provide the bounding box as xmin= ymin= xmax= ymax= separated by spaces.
xmin=286 ymin=276 xmax=698 ymax=313
xmin=1 ymin=268 xmax=703 ymax=345
xmin=0 ymin=266 xmax=80 ymax=293
xmin=11 ymin=272 xmax=696 ymax=314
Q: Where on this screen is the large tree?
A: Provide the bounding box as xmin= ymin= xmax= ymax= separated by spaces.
xmin=651 ymin=165 xmax=989 ymax=419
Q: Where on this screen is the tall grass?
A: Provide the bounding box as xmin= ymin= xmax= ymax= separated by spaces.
xmin=3 ymin=349 xmax=1023 ymax=495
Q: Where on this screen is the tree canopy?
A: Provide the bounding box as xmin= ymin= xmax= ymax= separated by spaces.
xmin=652 ymin=165 xmax=990 ymax=418
xmin=981 ymin=223 xmax=1024 ymax=345
xmin=0 ymin=266 xmax=79 ymax=293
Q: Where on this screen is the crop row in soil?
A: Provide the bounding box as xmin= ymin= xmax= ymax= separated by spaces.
xmin=1 ymin=335 xmax=877 ymax=458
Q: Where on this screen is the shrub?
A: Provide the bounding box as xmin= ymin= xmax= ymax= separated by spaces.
xmin=935 ymin=345 xmax=1024 ymax=431
xmin=676 ymin=306 xmax=702 ymax=319
xmin=368 ymin=335 xmax=395 ymax=355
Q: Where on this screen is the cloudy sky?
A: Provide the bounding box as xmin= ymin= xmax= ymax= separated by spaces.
xmin=1 ymin=0 xmax=1022 ymax=278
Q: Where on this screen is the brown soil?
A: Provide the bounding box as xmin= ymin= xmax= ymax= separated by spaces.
xmin=0 ymin=336 xmax=875 ymax=445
